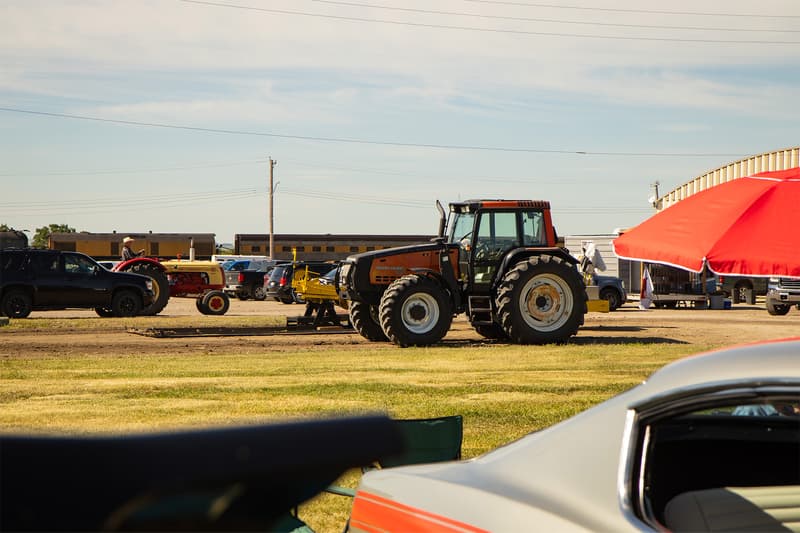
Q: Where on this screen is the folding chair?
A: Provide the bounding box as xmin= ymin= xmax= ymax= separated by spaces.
xmin=327 ymin=415 xmax=464 ymax=498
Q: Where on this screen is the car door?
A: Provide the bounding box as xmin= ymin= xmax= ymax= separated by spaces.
xmin=27 ymin=251 xmax=63 ymax=307
xmin=61 ymin=253 xmax=108 ymax=307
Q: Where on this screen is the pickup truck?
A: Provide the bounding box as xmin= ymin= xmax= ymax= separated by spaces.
xmin=224 ymin=260 xmax=282 ymax=301
xmin=765 ymin=277 xmax=800 ymax=315
xmin=0 ymin=249 xmax=154 ymax=318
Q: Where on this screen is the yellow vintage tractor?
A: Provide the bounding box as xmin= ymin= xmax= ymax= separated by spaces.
xmin=113 ymin=257 xmax=230 ymax=316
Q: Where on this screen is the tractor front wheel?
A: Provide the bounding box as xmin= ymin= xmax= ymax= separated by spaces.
xmin=379 ymin=274 xmax=452 ymax=347
xmin=127 ymin=263 xmax=169 ymax=316
xmin=198 ymin=291 xmax=230 ymax=315
xmin=496 ymin=255 xmax=585 ymax=344
xmin=348 ymin=300 xmax=388 ymax=341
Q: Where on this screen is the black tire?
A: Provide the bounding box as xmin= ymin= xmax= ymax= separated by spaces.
xmin=279 ymin=295 xmax=295 ymax=304
xmin=127 ymin=263 xmax=169 ymax=316
xmin=766 ymin=300 xmax=791 ymax=316
xmin=196 ymin=296 xmax=204 ymax=313
xmin=474 ymin=323 xmax=509 ymax=340
xmin=379 ymin=274 xmax=452 ymax=347
xmin=112 ymin=290 xmax=142 ymax=317
xmin=1 ymin=289 xmax=32 ymax=318
xmin=348 ymin=300 xmax=388 ymax=342
xmin=237 ymin=293 xmax=250 ymax=301
xmin=252 ymin=285 xmax=267 ymax=301
xmin=496 ymin=255 xmax=585 ymax=344
xmin=599 ymin=287 xmax=621 ymax=311
xmin=199 ymin=290 xmax=230 ymax=315
xmin=94 ymin=307 xmax=114 ymax=318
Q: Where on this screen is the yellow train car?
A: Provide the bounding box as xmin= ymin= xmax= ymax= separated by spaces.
xmin=235 ymin=233 xmax=433 ymax=261
xmin=48 ymin=232 xmax=216 ymax=261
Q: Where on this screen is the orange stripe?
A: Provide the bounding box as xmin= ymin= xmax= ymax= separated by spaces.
xmin=350 ymin=491 xmax=489 ymax=533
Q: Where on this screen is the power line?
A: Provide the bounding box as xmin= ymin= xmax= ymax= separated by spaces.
xmin=308 ymin=0 xmax=800 ymax=33
xmin=459 ymin=0 xmax=800 ymax=19
xmin=0 ymin=159 xmax=266 ymax=177
xmin=179 ymin=0 xmax=800 ymax=44
xmin=0 ymin=107 xmax=750 ymax=158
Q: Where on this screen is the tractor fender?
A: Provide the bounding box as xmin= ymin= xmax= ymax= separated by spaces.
xmin=407 ymin=268 xmax=457 ymax=306
xmin=494 ymin=247 xmax=578 ymax=288
xmin=113 ymin=257 xmax=166 ymax=273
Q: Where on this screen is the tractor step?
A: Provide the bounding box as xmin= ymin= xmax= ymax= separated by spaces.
xmin=467 ymin=295 xmax=494 ymax=325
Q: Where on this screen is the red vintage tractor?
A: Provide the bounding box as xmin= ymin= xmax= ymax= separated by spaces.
xmin=111 ymin=258 xmax=230 ymax=316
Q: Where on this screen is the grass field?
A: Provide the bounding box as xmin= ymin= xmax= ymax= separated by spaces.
xmin=0 ymin=315 xmax=718 ymax=532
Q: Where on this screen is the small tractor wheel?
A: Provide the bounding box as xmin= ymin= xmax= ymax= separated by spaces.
xmin=252 ymin=285 xmax=267 ymax=301
xmin=599 ymin=287 xmax=621 ymax=311
xmin=1 ymin=289 xmax=32 ymax=318
xmin=112 ymin=290 xmax=142 ymax=317
xmin=379 ymin=274 xmax=452 ymax=347
xmin=348 ymin=300 xmax=388 ymax=341
xmin=94 ymin=307 xmax=114 ymax=318
xmin=199 ymin=290 xmax=230 ymax=315
xmin=473 ymin=323 xmax=509 ymax=340
xmin=766 ymin=300 xmax=791 ymax=316
xmin=496 ymin=255 xmax=585 ymax=344
xmin=128 ymin=263 xmax=169 ymax=316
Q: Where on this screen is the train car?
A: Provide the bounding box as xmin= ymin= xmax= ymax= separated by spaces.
xmin=235 ymin=234 xmax=434 ymax=261
xmin=48 ymin=232 xmax=216 ymax=261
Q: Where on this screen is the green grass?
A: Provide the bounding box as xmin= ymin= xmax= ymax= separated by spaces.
xmin=0 ymin=321 xmax=717 ymax=532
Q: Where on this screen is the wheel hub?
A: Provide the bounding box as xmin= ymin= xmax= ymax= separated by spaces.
xmin=519 ymin=273 xmax=573 ymax=332
xmin=401 ymin=293 xmax=440 ymax=334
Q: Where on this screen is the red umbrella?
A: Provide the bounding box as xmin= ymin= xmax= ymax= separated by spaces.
xmin=613 ymin=167 xmax=800 ymax=277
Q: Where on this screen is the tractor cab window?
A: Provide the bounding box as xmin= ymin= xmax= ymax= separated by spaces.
xmin=449 ymin=212 xmax=476 ymax=247
xmin=522 ymin=211 xmax=545 ymax=246
xmin=449 ymin=212 xmax=476 ymax=283
xmin=473 ymin=211 xmax=519 ymax=284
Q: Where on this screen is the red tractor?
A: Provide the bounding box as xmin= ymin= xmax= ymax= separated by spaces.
xmin=112 ymin=258 xmax=230 ymax=316
xmin=336 ymin=200 xmax=587 ymax=347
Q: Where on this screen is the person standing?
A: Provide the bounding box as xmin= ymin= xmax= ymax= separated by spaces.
xmin=121 ymin=237 xmax=144 ymax=261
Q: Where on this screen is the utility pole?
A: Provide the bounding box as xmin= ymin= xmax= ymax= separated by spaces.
xmin=268 ymin=157 xmax=277 ymax=259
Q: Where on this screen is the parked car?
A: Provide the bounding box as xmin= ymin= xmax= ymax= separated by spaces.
xmin=0 ymin=249 xmax=154 ymax=318
xmin=593 ymin=274 xmax=627 ymax=311
xmin=347 ymin=338 xmax=800 ymax=532
xmin=224 ymin=261 xmax=283 ymax=301
xmin=265 ymin=262 xmax=338 ymax=304
xmin=765 ymin=277 xmax=800 ymax=315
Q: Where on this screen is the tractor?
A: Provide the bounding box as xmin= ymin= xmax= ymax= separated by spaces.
xmin=336 ymin=200 xmax=587 ymax=347
xmin=111 ymin=257 xmax=230 ymax=316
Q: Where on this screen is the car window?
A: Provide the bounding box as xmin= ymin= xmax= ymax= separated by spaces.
xmin=629 ymin=393 xmax=800 ymax=530
xmin=1 ymin=252 xmax=27 ymax=272
xmin=64 ymin=253 xmax=97 ymax=275
xmin=29 ymin=253 xmax=59 ymax=275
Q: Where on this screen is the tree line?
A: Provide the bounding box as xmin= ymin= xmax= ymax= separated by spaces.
xmin=0 ymin=224 xmax=76 ymax=249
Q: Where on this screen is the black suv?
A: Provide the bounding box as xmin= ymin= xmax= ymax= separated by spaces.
xmin=265 ymin=262 xmax=338 ymax=304
xmin=0 ymin=249 xmax=154 ymax=318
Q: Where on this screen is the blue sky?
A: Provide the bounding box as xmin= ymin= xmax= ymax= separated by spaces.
xmin=1 ymin=0 xmax=798 ymax=246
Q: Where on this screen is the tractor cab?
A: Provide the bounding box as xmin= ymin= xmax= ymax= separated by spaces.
xmin=444 ymin=200 xmax=557 ymax=292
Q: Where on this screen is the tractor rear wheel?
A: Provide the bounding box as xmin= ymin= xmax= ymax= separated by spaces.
xmin=128 ymin=263 xmax=169 ymax=316
xmin=348 ymin=300 xmax=388 ymax=341
xmin=496 ymin=255 xmax=585 ymax=344
xmin=198 ymin=290 xmax=230 ymax=315
xmin=379 ymin=274 xmax=452 ymax=347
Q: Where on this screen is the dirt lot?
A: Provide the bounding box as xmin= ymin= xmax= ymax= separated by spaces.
xmin=2 ymin=297 xmax=798 ymax=358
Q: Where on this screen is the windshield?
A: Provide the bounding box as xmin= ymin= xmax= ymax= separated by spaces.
xmin=448 ymin=212 xmax=476 ymax=245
